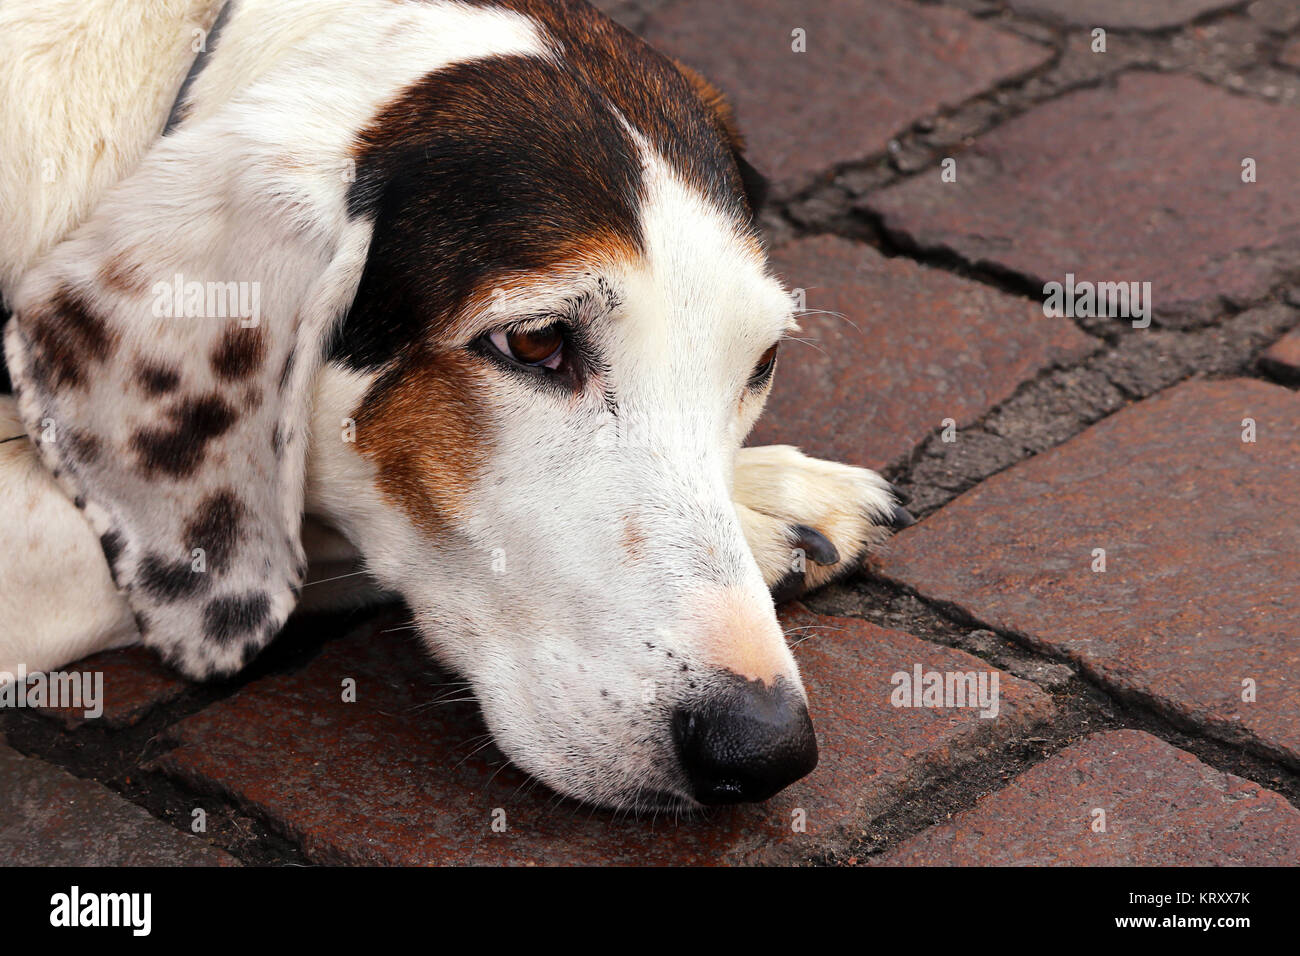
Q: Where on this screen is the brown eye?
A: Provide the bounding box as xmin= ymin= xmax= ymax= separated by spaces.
xmin=488 ymin=324 xmax=564 ymax=369
xmin=748 ymin=342 xmax=778 ymax=389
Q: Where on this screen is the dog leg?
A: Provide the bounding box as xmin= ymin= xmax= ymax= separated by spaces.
xmin=733 ymin=444 xmax=913 ymax=602
xmin=0 ymin=396 xmax=139 ymax=677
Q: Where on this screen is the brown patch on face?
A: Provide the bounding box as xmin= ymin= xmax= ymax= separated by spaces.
xmin=23 ymin=287 xmax=118 ymax=390
xmin=354 ymin=349 xmax=492 ymax=538
xmin=98 ymin=252 xmax=152 ymax=296
xmin=210 ymin=325 xmax=267 ymax=381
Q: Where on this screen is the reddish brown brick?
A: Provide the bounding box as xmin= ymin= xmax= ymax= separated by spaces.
xmin=878 ymin=731 xmax=1300 ymax=865
xmin=1007 ymin=0 xmax=1239 ymax=29
xmin=1258 ymin=327 xmax=1300 ymax=383
xmin=642 ymin=0 xmax=1051 ymax=190
xmin=881 ymin=379 xmax=1300 ymax=765
xmin=866 ymin=73 xmax=1300 ymax=324
xmin=155 ymin=608 xmax=1052 ymax=865
xmin=0 ymin=736 xmax=235 ymax=865
xmin=750 ymin=235 xmax=1095 ymax=470
xmin=37 ymin=646 xmax=190 ymax=729
xmin=1282 ymin=38 xmax=1300 ymax=71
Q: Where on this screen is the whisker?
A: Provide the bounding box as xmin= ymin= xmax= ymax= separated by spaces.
xmin=784 ymin=335 xmax=828 ymax=357
xmin=299 ymin=568 xmax=373 ymax=589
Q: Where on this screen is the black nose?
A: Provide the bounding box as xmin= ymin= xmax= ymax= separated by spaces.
xmin=673 ymin=676 xmax=818 ymax=805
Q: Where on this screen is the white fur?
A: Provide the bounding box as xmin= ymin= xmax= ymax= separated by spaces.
xmin=0 ymin=0 xmax=226 ymax=294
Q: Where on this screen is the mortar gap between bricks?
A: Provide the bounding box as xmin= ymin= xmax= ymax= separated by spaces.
xmin=831 ymin=572 xmax=1300 ymax=793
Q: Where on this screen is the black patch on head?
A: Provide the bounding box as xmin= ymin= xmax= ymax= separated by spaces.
xmin=23 ymin=287 xmax=116 ymax=390
xmin=184 ymin=489 xmax=246 ymax=572
xmin=202 ymin=592 xmax=271 ymax=643
xmin=334 ymin=56 xmax=644 ymax=370
xmin=138 ymin=552 xmax=213 ymax=602
xmin=137 ymin=362 xmax=181 ymax=396
xmin=130 ymin=392 xmax=237 ymax=479
xmin=210 ymin=325 xmax=267 ymax=381
xmin=331 ymin=4 xmax=752 ymax=372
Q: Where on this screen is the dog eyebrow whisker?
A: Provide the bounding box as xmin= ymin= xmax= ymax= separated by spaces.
xmin=795 ymin=307 xmax=862 ymax=336
xmin=783 ymin=335 xmax=830 ymax=357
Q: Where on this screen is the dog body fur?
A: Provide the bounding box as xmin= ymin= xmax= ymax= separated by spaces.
xmin=0 ymin=0 xmax=904 ymax=810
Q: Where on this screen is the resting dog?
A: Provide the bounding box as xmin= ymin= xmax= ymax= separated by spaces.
xmin=0 ymin=0 xmax=910 ymax=811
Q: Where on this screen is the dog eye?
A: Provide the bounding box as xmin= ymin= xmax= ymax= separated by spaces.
xmin=487 ymin=325 xmax=564 ymax=369
xmin=748 ymin=342 xmax=778 ymax=390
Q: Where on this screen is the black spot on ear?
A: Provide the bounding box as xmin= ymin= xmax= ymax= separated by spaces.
xmin=184 ymin=489 xmax=246 ymax=572
xmin=202 ymin=592 xmax=271 ymax=643
xmin=137 ymin=362 xmax=181 ymax=396
xmin=99 ymin=530 xmax=125 ymax=569
xmin=130 ymin=392 xmax=237 ymax=479
xmin=276 ymin=350 xmax=295 ymax=392
xmin=210 ymin=325 xmax=267 ymax=381
xmin=735 ymin=153 xmax=768 ymax=219
xmin=64 ymin=428 xmax=102 ymax=464
xmin=23 ymin=287 xmax=117 ymax=390
xmin=138 ymin=553 xmax=213 ymax=602
xmin=0 ymin=307 xmax=10 ymax=394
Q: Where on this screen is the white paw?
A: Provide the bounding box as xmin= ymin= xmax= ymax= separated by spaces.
xmin=733 ymin=445 xmax=912 ymax=601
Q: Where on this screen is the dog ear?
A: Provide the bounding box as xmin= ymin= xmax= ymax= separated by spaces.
xmin=674 ymin=61 xmax=769 ymax=217
xmin=3 ymin=113 xmax=372 ymax=679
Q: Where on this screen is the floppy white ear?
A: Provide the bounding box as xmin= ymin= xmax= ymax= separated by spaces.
xmin=3 ymin=111 xmax=372 ymax=679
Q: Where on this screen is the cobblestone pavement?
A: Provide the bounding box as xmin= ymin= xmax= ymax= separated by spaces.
xmin=3 ymin=0 xmax=1299 ymax=866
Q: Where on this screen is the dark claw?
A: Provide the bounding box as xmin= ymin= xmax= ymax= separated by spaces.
xmin=888 ymin=504 xmax=916 ymax=531
xmin=884 ymin=481 xmax=910 ymax=506
xmin=788 ymin=523 xmax=839 ymax=566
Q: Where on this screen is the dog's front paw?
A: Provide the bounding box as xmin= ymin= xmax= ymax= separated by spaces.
xmin=733 ymin=445 xmax=913 ymax=603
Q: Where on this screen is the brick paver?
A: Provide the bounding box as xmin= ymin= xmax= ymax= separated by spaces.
xmin=0 ymin=736 xmax=235 ymax=865
xmin=1007 ymin=0 xmax=1239 ymax=30
xmin=866 ymin=73 xmax=1300 ymax=325
xmin=642 ymin=0 xmax=1051 ymax=189
xmin=154 ymin=608 xmax=1051 ymax=865
xmin=1258 ymin=328 xmax=1300 ymax=383
xmin=750 ymin=235 xmax=1095 ymax=470
xmin=1283 ymin=39 xmax=1300 ymax=71
xmin=37 ymin=646 xmax=190 ymax=729
xmin=878 ymin=731 xmax=1300 ymax=865
xmin=881 ymin=378 xmax=1300 ymax=765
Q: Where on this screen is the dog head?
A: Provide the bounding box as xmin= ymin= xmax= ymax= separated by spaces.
xmin=4 ymin=0 xmax=816 ymax=811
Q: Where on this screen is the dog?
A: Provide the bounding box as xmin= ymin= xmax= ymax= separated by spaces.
xmin=0 ymin=0 xmax=911 ymax=812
